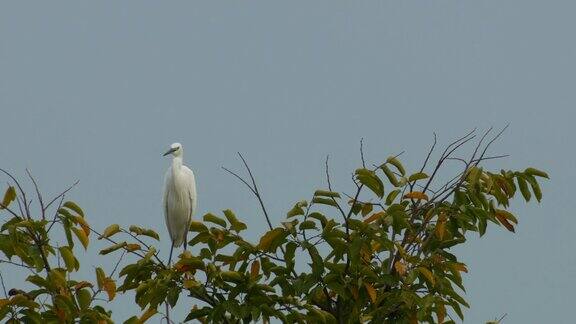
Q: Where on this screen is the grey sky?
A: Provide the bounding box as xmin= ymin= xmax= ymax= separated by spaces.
xmin=0 ymin=1 xmax=573 ymax=322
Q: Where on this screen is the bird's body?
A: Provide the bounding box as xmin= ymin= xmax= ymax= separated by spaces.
xmin=162 ymin=143 xmax=196 ymax=264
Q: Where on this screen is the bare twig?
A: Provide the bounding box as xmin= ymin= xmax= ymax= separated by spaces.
xmin=360 ymin=138 xmax=366 ymax=168
xmin=44 ymin=180 xmax=79 ymax=210
xmin=25 ymin=169 xmax=45 ymax=220
xmin=222 ymin=153 xmax=273 ymax=231
xmin=325 ymin=155 xmax=332 ymax=191
xmin=419 ymin=132 xmax=437 ymax=173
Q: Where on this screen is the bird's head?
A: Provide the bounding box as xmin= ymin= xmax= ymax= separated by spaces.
xmin=163 ymin=142 xmax=183 ymax=157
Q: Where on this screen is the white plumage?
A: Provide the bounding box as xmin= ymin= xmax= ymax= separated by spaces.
xmin=162 ymin=143 xmax=197 ymax=263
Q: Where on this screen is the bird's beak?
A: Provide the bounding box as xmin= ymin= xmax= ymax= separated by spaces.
xmin=163 ymin=148 xmax=177 ymax=156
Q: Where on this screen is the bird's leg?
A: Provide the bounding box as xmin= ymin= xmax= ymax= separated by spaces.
xmin=168 ymin=242 xmax=175 ymax=266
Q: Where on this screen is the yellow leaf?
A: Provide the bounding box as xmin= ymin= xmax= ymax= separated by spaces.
xmin=138 ymin=307 xmax=157 ymax=323
xmin=0 ymin=298 xmax=10 ymax=308
xmin=74 ymin=216 xmax=90 ymax=237
xmin=257 ymin=228 xmax=284 ymax=251
xmin=0 ymin=186 xmax=16 ymax=209
xmin=102 ymin=278 xmax=116 ymax=301
xmin=72 ymin=227 xmax=89 ymax=249
xmin=452 ymin=262 xmax=468 ymax=273
xmin=125 ymin=243 xmax=141 ymax=252
xmin=403 ymin=191 xmax=429 ymax=201
xmin=364 ymin=211 xmax=385 ymax=224
xmin=418 ymin=267 xmax=435 ymax=286
xmin=183 ymin=279 xmax=201 ymax=289
xmin=394 ymin=261 xmax=407 ymax=276
xmin=99 ymin=224 xmax=120 ymax=239
xmin=364 ymin=283 xmax=377 ymax=303
xmin=435 ymin=221 xmax=445 ymax=240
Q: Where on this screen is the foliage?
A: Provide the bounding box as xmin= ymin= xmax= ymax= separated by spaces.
xmin=0 ymin=129 xmax=548 ymax=323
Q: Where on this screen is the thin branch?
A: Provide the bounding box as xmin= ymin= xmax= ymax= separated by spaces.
xmin=44 ymin=180 xmax=79 ymax=210
xmin=25 ymin=169 xmax=45 ymax=220
xmin=325 ymin=155 xmax=332 ymax=191
xmin=419 ymin=132 xmax=437 ymax=173
xmin=360 ymin=138 xmax=366 ymax=168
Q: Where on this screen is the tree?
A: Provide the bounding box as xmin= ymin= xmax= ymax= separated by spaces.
xmin=0 ymin=128 xmax=548 ymax=323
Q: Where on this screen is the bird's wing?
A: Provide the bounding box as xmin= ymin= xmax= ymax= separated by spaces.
xmin=162 ymin=168 xmax=172 ymax=235
xmin=182 ymin=166 xmax=197 ymax=220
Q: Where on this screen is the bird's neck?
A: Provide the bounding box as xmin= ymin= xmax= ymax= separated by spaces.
xmin=172 ymin=156 xmax=183 ymax=171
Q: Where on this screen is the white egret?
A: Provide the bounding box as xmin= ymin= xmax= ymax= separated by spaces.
xmin=162 ymin=142 xmax=197 ymax=265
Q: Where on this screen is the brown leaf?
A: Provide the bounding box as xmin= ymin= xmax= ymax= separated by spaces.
xmin=403 ymin=191 xmax=429 ymax=201
xmin=138 ymin=307 xmax=157 ymax=323
xmin=102 ymin=278 xmax=116 ymax=301
xmin=495 ymin=213 xmax=515 ymax=232
xmin=250 ymin=260 xmax=260 ymax=279
xmin=364 ymin=283 xmax=377 ymax=303
xmin=350 ymin=286 xmax=359 ymax=301
xmin=363 ymin=211 xmax=385 ymax=224
xmin=74 ymin=281 xmax=93 ymax=290
xmin=437 ymin=302 xmax=446 ymax=324
xmin=394 ymin=261 xmax=407 ymax=276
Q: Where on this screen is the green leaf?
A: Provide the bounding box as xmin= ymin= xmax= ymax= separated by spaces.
xmin=525 ymin=167 xmax=549 ymax=179
xmin=185 ymin=307 xmax=212 ymax=321
xmin=309 ymin=212 xmax=328 ymax=228
xmin=525 ymin=175 xmax=543 ymax=202
xmin=223 ymin=209 xmax=247 ymax=232
xmin=418 ymin=267 xmax=435 ymax=286
xmin=314 ymin=190 xmax=341 ymax=198
xmin=26 ymin=275 xmax=49 ymax=289
xmin=381 ymin=165 xmax=400 ymax=187
xmin=189 ymin=221 xmax=208 ymax=232
xmin=141 ymin=229 xmax=160 ymax=241
xmin=287 ymin=200 xmax=308 ymax=218
xmin=299 ymin=220 xmax=316 ymax=230
xmin=59 ymin=246 xmax=78 ymax=272
xmin=307 ymin=245 xmax=324 ymax=278
xmin=408 ymin=172 xmax=429 ymax=182
xmin=203 ymin=213 xmax=227 ymax=227
xmin=386 ymin=156 xmax=406 ymax=176
xmin=220 ymin=271 xmax=244 ymax=283
xmin=0 ymin=186 xmax=16 ymax=209
xmin=516 ymin=174 xmax=531 ymax=202
xmin=63 ymin=201 xmax=84 ymax=217
xmin=312 ymin=197 xmax=339 ymax=207
xmin=76 ymin=288 xmax=91 ymax=310
xmin=96 ymin=267 xmax=106 ymax=289
xmin=99 ymin=224 xmax=121 ymax=239
xmin=355 ymin=168 xmax=384 ymax=198
xmin=386 ymin=189 xmax=401 ymax=206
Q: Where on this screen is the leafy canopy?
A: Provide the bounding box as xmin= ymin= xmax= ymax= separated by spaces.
xmin=0 ymin=130 xmax=548 ymax=323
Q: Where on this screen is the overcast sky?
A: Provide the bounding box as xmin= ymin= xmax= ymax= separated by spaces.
xmin=1 ymin=1 xmax=574 ymax=323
